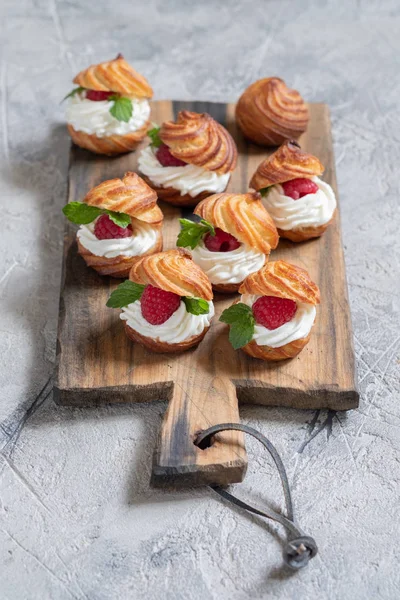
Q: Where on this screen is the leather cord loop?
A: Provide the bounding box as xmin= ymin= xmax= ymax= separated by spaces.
xmin=195 ymin=423 xmax=318 ymax=570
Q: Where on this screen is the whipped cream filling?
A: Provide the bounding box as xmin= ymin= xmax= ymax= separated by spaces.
xmin=138 ymin=146 xmax=230 ymax=197
xmin=66 ymin=93 xmax=150 ymax=137
xmin=77 ymin=219 xmax=158 ymax=258
xmin=261 ymin=177 xmax=336 ymax=231
xmin=190 ymin=241 xmax=266 ymax=285
xmin=241 ymin=294 xmax=316 ymax=348
xmin=120 ymin=299 xmax=214 ymax=344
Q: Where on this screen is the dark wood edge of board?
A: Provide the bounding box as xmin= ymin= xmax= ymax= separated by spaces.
xmin=151 ymin=444 xmax=247 ymax=487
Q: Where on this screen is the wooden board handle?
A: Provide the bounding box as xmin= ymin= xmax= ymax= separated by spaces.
xmin=152 ymin=378 xmax=247 ymax=486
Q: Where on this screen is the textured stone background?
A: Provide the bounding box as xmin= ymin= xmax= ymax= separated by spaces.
xmin=1 ymin=1 xmax=400 ymax=598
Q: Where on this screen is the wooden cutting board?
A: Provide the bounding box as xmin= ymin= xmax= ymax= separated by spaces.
xmin=54 ymin=100 xmax=359 ymax=486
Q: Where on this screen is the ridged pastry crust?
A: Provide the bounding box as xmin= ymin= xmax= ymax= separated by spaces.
xmin=250 ymin=140 xmax=324 ymax=190
xmin=77 ymin=229 xmax=162 ymax=278
xmin=124 ymin=322 xmax=210 ymax=353
xmin=140 ymin=174 xmax=215 ymax=207
xmin=67 ymin=123 xmax=149 ymax=156
xmin=241 ymin=333 xmax=311 ymax=361
xmin=239 ymin=260 xmax=320 ymax=304
xmin=73 ymin=54 xmax=153 ymax=98
xmin=82 ymin=171 xmax=162 ymax=222
xmin=236 ymin=78 xmax=309 ymax=146
xmin=129 ymin=249 xmax=213 ymax=301
xmin=277 ymin=213 xmax=336 ymax=242
xmin=194 ymin=192 xmax=279 ymax=255
xmin=159 ymin=111 xmax=237 ymax=174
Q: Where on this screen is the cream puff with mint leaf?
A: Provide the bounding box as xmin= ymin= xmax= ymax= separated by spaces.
xmin=177 ymin=192 xmax=279 ymax=293
xmin=64 ymin=54 xmax=152 ymax=155
xmin=107 ymin=249 xmax=214 ymax=353
xmin=220 ymin=260 xmax=320 ymax=361
xmin=138 ymin=111 xmax=237 ymax=207
xmin=250 ymin=140 xmax=337 ymax=242
xmin=62 ymin=172 xmax=163 ymax=278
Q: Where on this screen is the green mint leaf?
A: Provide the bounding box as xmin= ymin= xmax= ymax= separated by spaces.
xmin=220 ymin=303 xmax=253 ymax=324
xmin=177 ymin=218 xmax=216 ymax=250
xmin=106 ymin=281 xmax=145 ymax=308
xmin=259 ymin=186 xmax=274 ymax=196
xmin=109 ymin=96 xmax=133 ymax=122
xmin=228 ymin=321 xmax=254 ymax=350
xmin=183 ymin=297 xmax=209 ymax=315
xmin=220 ymin=303 xmax=255 ymax=349
xmin=62 ymin=86 xmax=85 ymax=102
xmin=62 ymin=202 xmax=102 ymax=225
xmin=147 ymin=126 xmax=162 ymax=148
xmin=105 ymin=210 xmax=131 ymax=228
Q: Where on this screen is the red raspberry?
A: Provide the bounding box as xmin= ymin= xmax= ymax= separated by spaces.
xmin=94 ymin=214 xmax=132 ymax=240
xmin=252 ymin=296 xmax=297 ymax=330
xmin=204 ymin=228 xmax=241 ymax=252
xmin=140 ymin=285 xmax=181 ymax=325
xmin=156 ymin=143 xmax=187 ymax=167
xmin=282 ymin=178 xmax=319 ymax=200
xmin=86 ymin=89 xmax=115 ymax=101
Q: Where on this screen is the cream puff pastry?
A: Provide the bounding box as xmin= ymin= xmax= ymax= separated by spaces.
xmin=62 ymin=172 xmax=163 ymax=278
xmin=65 ymin=54 xmax=153 ymax=155
xmin=177 ymin=192 xmax=279 ymax=293
xmin=236 ymin=77 xmax=309 ymax=146
xmin=106 ymin=249 xmax=214 ymax=353
xmin=250 ymin=141 xmax=337 ymax=242
xmin=220 ymin=260 xmax=320 ymax=361
xmin=138 ymin=110 xmax=237 ymax=206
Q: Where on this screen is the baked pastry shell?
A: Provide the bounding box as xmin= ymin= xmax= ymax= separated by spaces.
xmin=140 ymin=173 xmax=230 ymax=207
xmin=159 ymin=110 xmax=237 ymax=174
xmin=241 ymin=332 xmax=311 ymax=361
xmin=277 ymin=211 xmax=336 ymax=243
xmin=212 ymin=282 xmax=242 ymax=294
xmin=68 ymin=122 xmax=149 ymax=156
xmin=77 ymin=229 xmax=163 ymax=278
xmin=235 ymin=78 xmax=309 ymax=147
xmin=124 ymin=322 xmax=210 ymax=353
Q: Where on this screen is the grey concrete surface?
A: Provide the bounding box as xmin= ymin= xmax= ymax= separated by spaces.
xmin=1 ymin=1 xmax=399 ymax=598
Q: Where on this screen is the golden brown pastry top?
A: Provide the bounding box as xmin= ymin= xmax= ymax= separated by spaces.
xmin=159 ymin=111 xmax=237 ymax=174
xmin=83 ymin=172 xmax=162 ymax=224
xmin=129 ymin=249 xmax=213 ymax=300
xmin=250 ymin=141 xmax=324 ymax=190
xmin=239 ymin=260 xmax=320 ymax=304
xmin=73 ymin=54 xmax=153 ymax=98
xmin=236 ymin=77 xmax=309 ymax=146
xmin=194 ymin=192 xmax=279 ymax=255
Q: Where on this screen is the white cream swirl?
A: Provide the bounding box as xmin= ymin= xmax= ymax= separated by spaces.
xmin=120 ymin=299 xmax=214 ymax=344
xmin=138 ymin=146 xmax=230 ymax=197
xmin=261 ymin=177 xmax=336 ymax=230
xmin=66 ymin=93 xmax=150 ymax=137
xmin=190 ymin=241 xmax=266 ymax=285
xmin=241 ymin=294 xmax=316 ymax=348
xmin=77 ymin=219 xmax=158 ymax=258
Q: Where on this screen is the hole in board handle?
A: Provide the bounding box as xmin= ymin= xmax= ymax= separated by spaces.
xmin=194 ymin=430 xmax=215 ymax=450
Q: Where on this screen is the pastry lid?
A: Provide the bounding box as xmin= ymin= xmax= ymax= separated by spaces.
xmin=159 ymin=111 xmax=237 ymax=175
xmin=250 ymin=141 xmax=324 ymax=191
xmin=129 ymin=249 xmax=213 ymax=301
xmin=73 ymin=54 xmax=153 ymax=98
xmin=235 ymin=78 xmax=309 ymax=146
xmin=82 ymin=172 xmax=162 ymax=224
xmin=239 ymin=260 xmax=320 ymax=304
xmin=194 ymin=192 xmax=279 ymax=255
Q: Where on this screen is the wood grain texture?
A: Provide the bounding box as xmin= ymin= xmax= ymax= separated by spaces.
xmin=55 ymin=100 xmax=358 ymax=486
